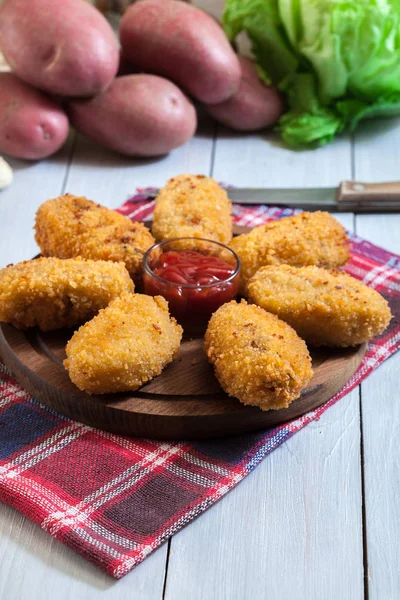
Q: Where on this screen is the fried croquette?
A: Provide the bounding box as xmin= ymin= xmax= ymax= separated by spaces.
xmin=152 ymin=174 xmax=233 ymax=245
xmin=0 ymin=257 xmax=134 ymax=331
xmin=204 ymin=300 xmax=313 ymax=411
xmin=64 ymin=292 xmax=183 ymax=394
xmin=230 ymin=211 xmax=350 ymax=288
xmin=35 ymin=194 xmax=156 ymax=277
xmin=246 ymin=265 xmax=392 ymax=347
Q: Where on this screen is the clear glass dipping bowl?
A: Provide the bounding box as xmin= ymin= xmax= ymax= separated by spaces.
xmin=142 ymin=237 xmax=240 ymax=336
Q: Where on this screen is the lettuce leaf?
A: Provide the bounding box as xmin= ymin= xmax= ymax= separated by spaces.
xmin=223 ymin=0 xmax=400 ymax=147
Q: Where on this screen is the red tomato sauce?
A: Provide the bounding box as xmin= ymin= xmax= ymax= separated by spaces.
xmin=143 ymin=250 xmax=239 ymax=334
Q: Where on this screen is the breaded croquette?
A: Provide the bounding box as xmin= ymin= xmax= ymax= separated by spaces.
xmin=152 ymin=174 xmax=232 ymax=245
xmin=230 ymin=211 xmax=350 ymax=287
xmin=64 ymin=292 xmax=183 ymax=394
xmin=0 ymin=257 xmax=134 ymax=331
xmin=204 ymin=300 xmax=313 ymax=411
xmin=35 ymin=194 xmax=156 ymax=277
xmin=246 ymin=265 xmax=392 ymax=347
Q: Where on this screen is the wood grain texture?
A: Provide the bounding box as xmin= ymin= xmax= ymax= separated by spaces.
xmin=0 ymin=322 xmax=366 ymax=440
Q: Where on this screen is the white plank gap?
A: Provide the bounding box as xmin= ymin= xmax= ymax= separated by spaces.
xmin=353 ymin=118 xmax=400 ymax=600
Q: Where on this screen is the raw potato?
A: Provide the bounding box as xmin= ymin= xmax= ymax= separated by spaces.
xmin=64 ymin=293 xmax=183 ymax=394
xmin=0 ymin=157 xmax=13 ymax=190
xmin=204 ymin=300 xmax=313 ymax=411
xmin=68 ymin=75 xmax=197 ymax=157
xmin=152 ymin=174 xmax=233 ymax=244
xmin=246 ymin=265 xmax=392 ymax=347
xmin=0 ymin=73 xmax=69 ymax=160
xmin=206 ymin=56 xmax=284 ymax=131
xmin=0 ymin=257 xmax=134 ymax=331
xmin=0 ymin=0 xmax=119 ymax=97
xmin=120 ymin=0 xmax=241 ymax=104
xmin=68 ymin=75 xmax=197 ymax=156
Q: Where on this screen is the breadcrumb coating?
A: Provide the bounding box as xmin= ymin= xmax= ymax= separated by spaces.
xmin=230 ymin=211 xmax=350 ymax=288
xmin=204 ymin=300 xmax=313 ymax=411
xmin=64 ymin=292 xmax=183 ymax=394
xmin=152 ymin=174 xmax=232 ymax=246
xmin=0 ymin=257 xmax=134 ymax=331
xmin=246 ymin=265 xmax=392 ymax=347
xmin=35 ymin=194 xmax=156 ymax=277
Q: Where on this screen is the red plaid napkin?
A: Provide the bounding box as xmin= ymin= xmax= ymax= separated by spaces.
xmin=1 ymin=194 xmax=399 ymax=579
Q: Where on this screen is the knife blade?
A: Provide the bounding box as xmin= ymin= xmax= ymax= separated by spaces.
xmin=144 ymin=181 xmax=400 ymax=212
xmin=225 ymin=187 xmax=338 ymax=209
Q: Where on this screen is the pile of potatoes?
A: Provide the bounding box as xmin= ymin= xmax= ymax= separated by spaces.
xmin=0 ymin=0 xmax=283 ymax=161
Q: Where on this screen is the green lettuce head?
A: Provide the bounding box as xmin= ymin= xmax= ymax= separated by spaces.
xmin=223 ymin=0 xmax=400 ymax=147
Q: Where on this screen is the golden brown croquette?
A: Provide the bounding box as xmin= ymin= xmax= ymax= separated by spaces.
xmin=204 ymin=300 xmax=313 ymax=411
xmin=152 ymin=174 xmax=232 ymax=245
xmin=64 ymin=292 xmax=183 ymax=394
xmin=246 ymin=265 xmax=392 ymax=347
xmin=0 ymin=257 xmax=134 ymax=330
xmin=35 ymin=194 xmax=155 ymax=277
xmin=230 ymin=211 xmax=350 ymax=288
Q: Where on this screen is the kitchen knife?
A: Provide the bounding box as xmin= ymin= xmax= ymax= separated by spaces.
xmin=145 ymin=181 xmax=400 ymax=212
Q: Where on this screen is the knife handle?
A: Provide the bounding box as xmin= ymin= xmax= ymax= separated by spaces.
xmin=337 ymin=181 xmax=400 ymax=211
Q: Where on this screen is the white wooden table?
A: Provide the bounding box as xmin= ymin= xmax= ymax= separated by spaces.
xmin=1 ymin=112 xmax=400 ymax=599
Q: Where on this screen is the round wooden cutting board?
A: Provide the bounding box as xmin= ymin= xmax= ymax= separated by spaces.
xmin=0 ymin=323 xmax=366 ymax=439
xmin=0 ymin=223 xmax=367 ymax=439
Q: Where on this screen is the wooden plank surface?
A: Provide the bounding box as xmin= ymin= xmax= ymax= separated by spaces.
xmin=354 ymin=118 xmax=400 ymax=600
xmin=165 ymin=389 xmax=363 ymax=600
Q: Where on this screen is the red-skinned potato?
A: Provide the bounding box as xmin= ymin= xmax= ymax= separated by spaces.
xmin=0 ymin=73 xmax=69 ymax=160
xmin=67 ymin=75 xmax=197 ymax=157
xmin=0 ymin=0 xmax=119 ymax=97
xmin=206 ymin=56 xmax=284 ymax=131
xmin=120 ymin=0 xmax=241 ymax=105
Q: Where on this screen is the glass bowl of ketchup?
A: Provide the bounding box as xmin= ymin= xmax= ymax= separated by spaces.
xmin=142 ymin=238 xmax=241 ymax=336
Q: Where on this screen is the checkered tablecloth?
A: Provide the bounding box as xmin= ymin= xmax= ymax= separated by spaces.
xmin=1 ymin=194 xmax=399 ymax=579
